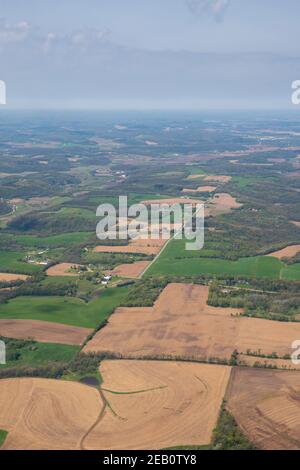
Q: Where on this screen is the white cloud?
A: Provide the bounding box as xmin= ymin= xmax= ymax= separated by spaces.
xmin=0 ymin=18 xmax=31 ymax=44
xmin=69 ymin=29 xmax=111 ymax=48
xmin=0 ymin=18 xmax=110 ymax=54
xmin=186 ymin=0 xmax=230 ymax=21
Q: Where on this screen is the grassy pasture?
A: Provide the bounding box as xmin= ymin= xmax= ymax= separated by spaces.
xmin=0 ymin=251 xmax=43 ymax=274
xmin=0 ymin=286 xmax=129 ymax=328
xmin=280 ymin=263 xmax=300 ymax=281
xmin=0 ymin=339 xmax=79 ymax=369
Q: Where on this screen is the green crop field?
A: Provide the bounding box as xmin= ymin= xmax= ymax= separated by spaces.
xmin=146 ymin=239 xmax=300 ymax=280
xmin=15 ymin=231 xmax=94 ymax=248
xmin=280 ymin=263 xmax=300 ymax=281
xmin=0 ymin=286 xmax=129 ymax=328
xmin=159 ymin=238 xmax=228 ymax=259
xmin=0 ymin=251 xmax=43 ymax=274
xmin=0 ymin=341 xmax=79 ymax=369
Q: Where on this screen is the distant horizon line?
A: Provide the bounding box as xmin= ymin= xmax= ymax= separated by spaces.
xmin=0 ymin=107 xmax=299 ymax=113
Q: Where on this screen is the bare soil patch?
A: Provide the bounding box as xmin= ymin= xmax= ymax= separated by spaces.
xmin=46 ymin=263 xmax=81 ymax=277
xmin=226 ymin=368 xmax=300 ymax=450
xmin=187 ymin=174 xmax=204 ymax=180
xmin=267 ymin=244 xmax=300 ymax=260
xmin=0 ymin=319 xmax=92 ymax=345
xmin=0 ymin=273 xmax=28 ymax=282
xmin=0 ymin=378 xmax=101 ymax=450
xmin=108 ymin=261 xmax=151 ymax=279
xmin=207 ymin=193 xmax=243 ymax=217
xmin=291 ymin=221 xmax=300 ymax=228
xmin=84 ymin=360 xmax=231 ymax=450
xmin=182 ymin=186 xmax=216 ymax=194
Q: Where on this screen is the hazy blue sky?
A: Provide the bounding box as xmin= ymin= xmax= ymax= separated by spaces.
xmin=1 ymin=0 xmax=300 ymax=109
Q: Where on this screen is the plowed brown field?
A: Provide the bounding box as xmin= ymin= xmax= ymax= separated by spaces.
xmin=0 ymin=273 xmax=28 ymax=282
xmin=46 ymin=263 xmax=80 ymax=277
xmin=0 ymin=319 xmax=92 ymax=345
xmin=226 ymin=368 xmax=300 ymax=450
xmin=267 ymin=245 xmax=300 ymax=259
xmin=182 ymin=186 xmax=216 ymax=194
xmin=207 ymin=193 xmax=242 ymax=216
xmin=84 ymin=360 xmax=231 ymax=450
xmin=108 ymin=261 xmax=150 ymax=278
xmin=94 ymin=238 xmax=166 ymax=255
xmin=0 ymin=378 xmax=102 ymax=450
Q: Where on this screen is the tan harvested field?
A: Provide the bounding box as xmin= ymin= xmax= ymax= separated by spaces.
xmin=85 ymin=283 xmax=300 ymax=360
xmin=109 ymin=261 xmax=150 ymax=278
xmin=206 ymin=193 xmax=242 ymax=217
xmin=0 ymin=273 xmax=28 ymax=282
xmin=267 ymin=244 xmax=300 ymax=259
xmin=236 ymin=317 xmax=300 ymax=358
xmin=46 ymin=263 xmax=81 ymax=277
xmin=291 ymin=221 xmax=300 ymax=228
xmin=0 ymin=378 xmax=101 ymax=450
xmin=210 ymin=193 xmax=242 ymax=210
xmin=182 ymin=186 xmax=216 ymax=194
xmin=203 ymin=175 xmax=232 ymax=183
xmin=226 ymin=368 xmax=300 ymax=450
xmin=84 ymin=360 xmax=231 ymax=450
xmin=94 ymin=238 xmax=166 ymax=256
xmin=0 ymin=319 xmax=92 ymax=345
xmin=187 ymin=174 xmax=204 ymax=180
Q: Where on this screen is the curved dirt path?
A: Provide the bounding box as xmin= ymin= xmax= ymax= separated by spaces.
xmin=79 ymin=388 xmax=106 ymax=450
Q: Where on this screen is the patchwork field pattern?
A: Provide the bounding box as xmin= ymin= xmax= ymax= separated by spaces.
xmin=84 ymin=283 xmax=300 ymax=360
